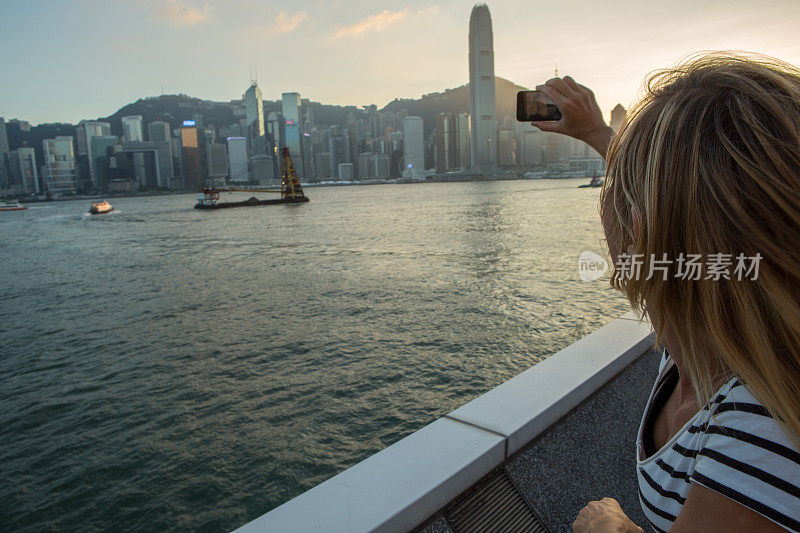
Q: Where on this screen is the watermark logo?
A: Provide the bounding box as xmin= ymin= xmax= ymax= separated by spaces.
xmin=613 ymin=252 xmax=762 ymax=281
xmin=577 ymin=251 xmax=763 ymax=282
xmin=578 ymin=250 xmax=608 ymax=282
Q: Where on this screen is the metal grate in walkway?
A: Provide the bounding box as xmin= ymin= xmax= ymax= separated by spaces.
xmin=444 ymin=467 xmax=549 ymax=533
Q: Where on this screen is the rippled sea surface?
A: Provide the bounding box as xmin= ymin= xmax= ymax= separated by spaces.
xmin=0 ymin=180 xmax=628 ymax=531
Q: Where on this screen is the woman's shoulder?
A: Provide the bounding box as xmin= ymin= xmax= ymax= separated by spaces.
xmin=689 ymin=378 xmax=800 ymax=530
xmin=698 ymin=376 xmax=800 ymax=464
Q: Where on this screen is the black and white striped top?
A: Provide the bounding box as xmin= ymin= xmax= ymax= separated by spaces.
xmin=636 ymin=351 xmax=800 ymax=532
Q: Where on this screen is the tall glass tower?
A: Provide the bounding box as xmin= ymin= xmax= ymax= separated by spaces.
xmin=468 ymin=4 xmax=496 ymax=171
xmin=244 ymin=82 xmax=267 ymax=161
xmin=244 ymin=83 xmax=265 ymax=138
xmin=282 ymin=92 xmax=303 ymax=178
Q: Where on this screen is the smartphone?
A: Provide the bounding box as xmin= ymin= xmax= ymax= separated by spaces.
xmin=516 ymin=90 xmax=562 ymax=122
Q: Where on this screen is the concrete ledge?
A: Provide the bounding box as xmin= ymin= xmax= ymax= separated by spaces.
xmin=234 ymin=314 xmax=654 ymax=532
xmin=448 ymin=316 xmax=654 ymax=456
xmin=234 ymin=417 xmax=504 ymax=533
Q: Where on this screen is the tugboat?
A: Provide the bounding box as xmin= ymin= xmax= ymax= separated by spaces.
xmin=89 ymin=200 xmax=114 ymax=214
xmin=578 ymin=172 xmax=604 ymax=188
xmin=0 ymin=199 xmax=27 ymax=211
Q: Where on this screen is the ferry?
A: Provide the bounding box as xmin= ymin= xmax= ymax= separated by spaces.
xmin=89 ymin=200 xmax=114 ymax=215
xmin=0 ymin=200 xmax=27 ymax=211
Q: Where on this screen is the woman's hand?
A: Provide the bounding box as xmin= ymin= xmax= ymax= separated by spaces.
xmin=532 ymin=76 xmax=615 ymax=159
xmin=572 ymin=497 xmax=643 ymax=533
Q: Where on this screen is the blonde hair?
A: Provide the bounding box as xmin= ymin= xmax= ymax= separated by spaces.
xmin=600 ymin=52 xmax=800 ymax=443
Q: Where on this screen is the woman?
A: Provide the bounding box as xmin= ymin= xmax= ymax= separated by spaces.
xmin=535 ymin=54 xmax=800 ymax=532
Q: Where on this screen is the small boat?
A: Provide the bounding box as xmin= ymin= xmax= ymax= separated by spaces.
xmin=89 ymin=200 xmax=114 ymax=214
xmin=0 ymin=199 xmax=27 ymax=211
xmin=578 ymin=172 xmax=604 ymax=188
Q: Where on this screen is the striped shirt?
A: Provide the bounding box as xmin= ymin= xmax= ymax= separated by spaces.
xmin=636 ymin=351 xmax=800 ymax=532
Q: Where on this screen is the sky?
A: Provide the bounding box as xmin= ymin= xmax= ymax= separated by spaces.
xmin=2 ymin=0 xmax=800 ymax=125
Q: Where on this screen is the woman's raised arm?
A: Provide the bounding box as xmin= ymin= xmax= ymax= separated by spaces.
xmin=532 ymin=76 xmax=615 ymax=159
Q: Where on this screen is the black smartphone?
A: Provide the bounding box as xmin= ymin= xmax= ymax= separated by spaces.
xmin=516 ymin=90 xmax=562 ymax=122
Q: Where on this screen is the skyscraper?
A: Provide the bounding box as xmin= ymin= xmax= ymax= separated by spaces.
xmin=76 ymin=120 xmax=111 ymax=189
xmin=356 ymin=152 xmax=389 ymax=179
xmin=180 ymin=123 xmax=202 ymax=190
xmin=435 ymin=112 xmax=471 ymax=171
xmin=337 ymin=163 xmax=354 ymax=181
xmin=544 ymin=132 xmax=570 ymax=165
xmin=207 ymin=142 xmax=228 ymax=183
xmin=403 ymin=116 xmax=425 ymax=173
xmin=10 ymin=147 xmax=39 ymax=194
xmin=77 ymin=120 xmax=111 ymax=154
xmin=148 ymin=121 xmax=173 ymax=178
xmin=122 ymin=116 xmax=143 ymax=141
xmin=468 ymin=4 xmax=496 ymax=171
xmin=610 ymin=104 xmax=628 ymax=132
xmin=266 ymin=111 xmax=281 ymax=149
xmin=497 ymin=129 xmax=515 ymax=166
xmin=227 ymin=137 xmax=248 ymax=182
xmin=89 ymin=136 xmax=118 ymax=190
xmin=282 ymin=92 xmax=302 ymax=177
xmin=0 ymin=118 xmax=10 ymax=192
xmin=315 ymin=152 xmax=331 ymax=180
xmin=435 ymin=113 xmax=454 ymax=172
xmin=328 ymin=126 xmax=350 ymax=179
xmin=122 ymin=116 xmax=145 ymax=184
xmin=42 ymin=136 xmax=78 ymax=195
xmin=520 ymin=130 xmax=543 ymax=166
xmin=244 ymin=83 xmax=265 ymax=138
xmin=244 ymin=82 xmax=267 ymax=164
xmin=456 ymin=113 xmax=470 ymax=168
xmin=148 ymin=121 xmax=171 ymax=143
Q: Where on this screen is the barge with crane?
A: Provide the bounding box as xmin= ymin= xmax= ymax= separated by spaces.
xmin=195 ymin=147 xmax=308 ymax=209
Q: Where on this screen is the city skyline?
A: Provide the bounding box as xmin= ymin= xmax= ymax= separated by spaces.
xmin=2 ymin=0 xmax=800 ymax=125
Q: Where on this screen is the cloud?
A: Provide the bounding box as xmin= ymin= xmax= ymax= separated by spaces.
xmin=271 ymin=10 xmax=309 ymax=34
xmin=416 ymin=6 xmax=439 ymax=17
xmin=153 ymin=0 xmax=212 ymax=27
xmin=332 ymin=9 xmax=408 ymax=40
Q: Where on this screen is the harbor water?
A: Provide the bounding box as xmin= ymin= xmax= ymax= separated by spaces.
xmin=0 ymin=180 xmax=628 ymax=531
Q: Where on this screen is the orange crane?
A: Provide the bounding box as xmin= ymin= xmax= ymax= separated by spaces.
xmin=195 ymin=147 xmax=309 ymax=209
xmin=279 ymin=147 xmax=305 ymax=200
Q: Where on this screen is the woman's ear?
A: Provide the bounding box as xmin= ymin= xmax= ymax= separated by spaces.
xmin=625 ymin=206 xmax=643 ymax=256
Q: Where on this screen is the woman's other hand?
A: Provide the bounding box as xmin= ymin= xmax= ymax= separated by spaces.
xmin=532 ymin=76 xmax=615 ymax=159
xmin=572 ymin=497 xmax=643 ymax=533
